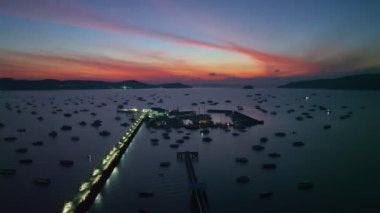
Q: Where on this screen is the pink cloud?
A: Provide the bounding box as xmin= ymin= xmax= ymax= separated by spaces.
xmin=0 ymin=0 xmax=328 ymax=77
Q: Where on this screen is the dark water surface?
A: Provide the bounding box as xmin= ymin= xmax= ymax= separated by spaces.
xmin=0 ymin=88 xmax=379 ymax=213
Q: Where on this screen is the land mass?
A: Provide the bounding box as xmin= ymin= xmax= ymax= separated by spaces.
xmin=0 ymin=78 xmax=192 ymax=90
xmin=278 ymin=73 xmax=380 ymax=90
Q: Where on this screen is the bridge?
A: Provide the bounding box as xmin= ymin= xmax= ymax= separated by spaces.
xmin=62 ymin=109 xmax=150 ymax=213
xmin=61 ymin=109 xmax=209 ymax=213
xmin=177 ymin=151 xmax=209 ymax=213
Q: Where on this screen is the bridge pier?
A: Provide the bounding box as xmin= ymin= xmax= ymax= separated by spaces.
xmin=177 ymin=151 xmax=209 ymax=213
xmin=177 ymin=151 xmax=199 ymax=160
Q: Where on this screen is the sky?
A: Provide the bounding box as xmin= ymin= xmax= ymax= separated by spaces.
xmin=0 ymin=0 xmax=379 ymax=85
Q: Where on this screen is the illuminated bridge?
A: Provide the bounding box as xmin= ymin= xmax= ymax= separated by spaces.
xmin=62 ymin=109 xmax=150 ymax=213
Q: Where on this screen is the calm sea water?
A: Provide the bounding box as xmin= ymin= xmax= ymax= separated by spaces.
xmin=0 ymin=88 xmax=379 ymax=213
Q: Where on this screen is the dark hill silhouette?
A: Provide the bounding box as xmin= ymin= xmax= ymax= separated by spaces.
xmin=159 ymin=83 xmax=192 ymax=88
xmin=279 ymin=72 xmax=380 ymax=90
xmin=0 ymin=78 xmax=191 ymax=90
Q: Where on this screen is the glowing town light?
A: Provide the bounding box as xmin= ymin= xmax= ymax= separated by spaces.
xmin=92 ymin=169 xmax=100 ymax=176
xmin=80 ymin=191 xmax=90 ymax=202
xmin=80 ymin=182 xmax=90 ymax=191
xmin=62 ymin=202 xmax=73 ymax=213
xmin=61 ymin=109 xmax=148 ymax=213
xmin=92 ymin=175 xmax=100 ymax=184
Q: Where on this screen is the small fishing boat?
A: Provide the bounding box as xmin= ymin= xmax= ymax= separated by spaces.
xmin=235 ymin=157 xmax=248 ymax=164
xmin=19 ymin=159 xmax=33 ymax=164
xmin=32 ymin=141 xmax=44 ymax=146
xmin=99 ymin=130 xmax=111 ymax=137
xmin=268 ymin=152 xmax=281 ymax=158
xmin=298 ymin=181 xmax=314 ymax=190
xmin=292 ymin=141 xmax=305 ymax=147
xmin=159 ymin=162 xmax=171 ymax=167
xmin=236 ymin=176 xmax=250 ymax=183
xmin=202 ymin=137 xmax=212 ymax=142
xmin=260 ymin=191 xmax=273 ymax=198
xmin=59 ymin=160 xmax=74 ymax=167
xmin=34 ymin=177 xmax=51 ymax=186
xmin=0 ymin=169 xmax=16 ymax=176
xmin=262 ymin=163 xmax=277 ymax=170
xmin=260 ymin=137 xmax=268 ymax=143
xmin=138 ymin=192 xmax=154 ymax=198
xmin=252 ymin=145 xmax=265 ymax=151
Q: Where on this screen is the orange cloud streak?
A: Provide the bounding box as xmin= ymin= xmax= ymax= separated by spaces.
xmin=0 ymin=50 xmax=247 ymax=81
xmin=0 ymin=0 xmax=326 ymax=78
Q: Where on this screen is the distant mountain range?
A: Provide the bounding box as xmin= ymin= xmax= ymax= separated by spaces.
xmin=279 ymin=73 xmax=380 ymax=90
xmin=0 ymin=78 xmax=191 ymax=90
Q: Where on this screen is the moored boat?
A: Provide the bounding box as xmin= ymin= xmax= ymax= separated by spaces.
xmin=59 ymin=160 xmax=74 ymax=167
xmin=34 ymin=177 xmax=51 ymax=185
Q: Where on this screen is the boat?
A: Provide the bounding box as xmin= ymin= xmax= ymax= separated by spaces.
xmin=292 ymin=141 xmax=305 ymax=147
xmin=0 ymin=169 xmax=16 ymax=176
xmin=252 ymin=145 xmax=265 ymax=151
xmin=71 ymin=137 xmax=80 ymax=141
xmin=298 ymin=181 xmax=314 ymax=190
xmin=202 ymin=137 xmax=212 ymax=142
xmin=262 ymin=163 xmax=277 ymax=169
xmin=138 ymin=192 xmax=154 ymax=198
xmin=235 ymin=157 xmax=248 ymax=164
xmin=274 ymin=132 xmax=286 ymax=137
xmin=236 ymin=176 xmax=250 ymax=183
xmin=260 ymin=191 xmax=273 ymax=198
xmin=169 ymin=144 xmax=179 ymax=148
xmin=260 ymin=137 xmax=268 ymax=143
xmin=4 ymin=137 xmax=17 ymax=142
xmin=159 ymin=162 xmax=171 ymax=167
xmin=48 ymin=131 xmax=58 ymax=138
xmin=91 ymin=120 xmax=102 ymax=127
xmin=99 ymin=130 xmax=111 ymax=137
xmin=60 ymin=125 xmax=72 ymax=131
xmin=268 ymin=152 xmax=281 ymax=158
xmin=120 ymin=122 xmax=129 ymax=127
xmin=60 ymin=160 xmax=74 ymax=167
xmin=176 ymin=139 xmax=184 ymax=144
xmin=15 ymin=148 xmax=28 ymax=153
xmin=34 ymin=177 xmax=51 ymax=185
xmin=32 ymin=141 xmax=44 ymax=146
xmin=19 ymin=159 xmax=33 ymax=164
xmin=150 ymin=138 xmax=159 ymax=142
xmin=138 ymin=208 xmax=150 ymax=213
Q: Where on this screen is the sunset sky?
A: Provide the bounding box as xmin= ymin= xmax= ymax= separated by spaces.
xmin=0 ymin=0 xmax=379 ymax=84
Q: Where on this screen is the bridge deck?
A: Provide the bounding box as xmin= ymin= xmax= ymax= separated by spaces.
xmin=178 ymin=151 xmax=209 ymax=213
